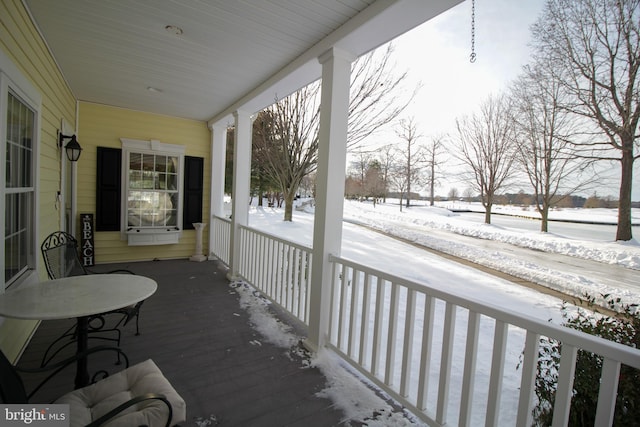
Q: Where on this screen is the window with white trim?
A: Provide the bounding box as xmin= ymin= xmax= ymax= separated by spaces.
xmin=121 ymin=139 xmax=184 ymax=245
xmin=4 ymin=92 xmax=36 ymax=285
xmin=1 ymin=56 xmax=40 ymax=289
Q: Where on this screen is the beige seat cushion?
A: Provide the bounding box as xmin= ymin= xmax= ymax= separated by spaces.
xmin=55 ymin=359 xmax=186 ymax=427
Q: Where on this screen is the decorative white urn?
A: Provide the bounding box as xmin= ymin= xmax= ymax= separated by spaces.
xmin=189 ymin=222 xmax=207 ymax=262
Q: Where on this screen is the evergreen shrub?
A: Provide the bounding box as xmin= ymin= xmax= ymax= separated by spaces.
xmin=531 ymin=294 xmax=639 ymax=426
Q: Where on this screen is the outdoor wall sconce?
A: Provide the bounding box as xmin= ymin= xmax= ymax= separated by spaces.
xmin=59 ymin=133 xmax=83 ymax=162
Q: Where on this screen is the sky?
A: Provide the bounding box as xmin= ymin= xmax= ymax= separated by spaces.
xmin=358 ymin=0 xmax=640 ymax=201
xmin=394 ymin=0 xmax=545 ymax=136
xmin=239 ymin=200 xmax=639 ymax=426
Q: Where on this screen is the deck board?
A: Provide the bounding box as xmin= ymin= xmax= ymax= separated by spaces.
xmin=16 ymin=259 xmax=348 ymax=426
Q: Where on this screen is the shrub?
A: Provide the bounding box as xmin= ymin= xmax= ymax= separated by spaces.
xmin=532 ymin=294 xmax=639 ymax=426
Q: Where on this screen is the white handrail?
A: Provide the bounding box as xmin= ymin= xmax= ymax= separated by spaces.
xmin=237 ymin=225 xmax=312 ymax=324
xmin=327 ymin=254 xmax=640 ymax=427
xmin=210 ymin=215 xmax=231 ymax=265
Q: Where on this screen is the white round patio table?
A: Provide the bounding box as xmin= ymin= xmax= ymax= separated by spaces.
xmin=0 ymin=274 xmax=157 ymax=388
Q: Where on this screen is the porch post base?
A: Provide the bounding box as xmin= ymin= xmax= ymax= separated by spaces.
xmin=226 ymin=271 xmax=240 ymax=282
xmin=301 ymin=338 xmax=319 ymax=355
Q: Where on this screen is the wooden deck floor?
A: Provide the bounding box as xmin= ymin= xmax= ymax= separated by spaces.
xmin=16 ymin=259 xmax=349 ymax=426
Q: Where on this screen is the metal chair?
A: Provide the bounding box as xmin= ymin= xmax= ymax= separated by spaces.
xmin=40 ymin=231 xmax=144 ymax=365
xmin=0 ymin=347 xmax=186 ymax=427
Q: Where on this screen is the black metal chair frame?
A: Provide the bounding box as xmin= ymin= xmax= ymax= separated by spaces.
xmin=0 ymin=347 xmax=174 ymax=427
xmin=40 ymin=231 xmax=143 ymax=366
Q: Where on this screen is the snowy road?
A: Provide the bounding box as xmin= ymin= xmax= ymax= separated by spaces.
xmin=377 ymin=219 xmax=640 ymax=299
xmin=454 ymin=210 xmax=636 ymax=241
xmin=340 ymin=201 xmax=640 ymax=306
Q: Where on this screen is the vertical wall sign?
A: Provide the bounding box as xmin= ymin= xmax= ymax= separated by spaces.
xmin=81 ymin=213 xmax=95 ymax=267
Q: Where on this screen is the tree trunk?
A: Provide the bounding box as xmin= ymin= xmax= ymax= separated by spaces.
xmin=429 ymin=167 xmax=435 ymax=206
xmin=484 ymin=201 xmax=492 ymax=224
xmin=541 ymin=203 xmax=549 ymax=233
xmin=283 ymin=189 xmax=297 ymax=221
xmin=257 ymin=175 xmax=264 ymax=207
xmin=616 ymin=150 xmax=634 ymax=241
xmin=406 ymin=179 xmax=411 ymax=208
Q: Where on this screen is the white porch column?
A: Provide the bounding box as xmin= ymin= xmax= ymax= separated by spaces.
xmin=208 ymin=123 xmax=227 ymax=259
xmin=210 ymin=123 xmax=227 ymax=218
xmin=228 ymin=110 xmax=252 ymax=279
xmin=305 ymin=47 xmax=354 ymax=352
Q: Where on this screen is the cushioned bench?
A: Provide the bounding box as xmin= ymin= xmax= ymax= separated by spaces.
xmin=55 ymin=359 xmax=186 ymax=427
xmin=1 ymin=349 xmax=186 ymax=427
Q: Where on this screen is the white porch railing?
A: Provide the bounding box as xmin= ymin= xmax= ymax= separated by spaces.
xmin=212 ymin=222 xmax=640 ymax=426
xmin=237 ymin=225 xmax=312 ymax=324
xmin=328 ymin=254 xmax=640 ymax=427
xmin=210 ymin=215 xmax=231 ymax=265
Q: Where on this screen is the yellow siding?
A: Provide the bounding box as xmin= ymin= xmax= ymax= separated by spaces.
xmin=0 ymin=0 xmax=76 ymax=358
xmin=78 ymin=102 xmax=211 ymax=263
xmin=1 ymin=0 xmax=76 ymax=246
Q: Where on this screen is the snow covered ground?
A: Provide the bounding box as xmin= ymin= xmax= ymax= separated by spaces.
xmin=344 ymin=200 xmax=640 ymax=268
xmin=233 ymin=200 xmax=640 ymax=426
xmin=248 ymin=199 xmax=640 ymax=305
xmin=341 ymin=201 xmax=640 ymax=304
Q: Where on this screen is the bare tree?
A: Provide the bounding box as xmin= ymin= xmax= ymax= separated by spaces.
xmin=299 ymin=173 xmax=315 ymax=198
xmin=348 ymin=43 xmax=419 ymax=149
xmin=253 ymin=87 xmax=321 ymax=221
xmin=510 ymin=62 xmax=589 ymax=232
xmin=531 ymin=0 xmax=640 ymax=240
xmin=375 ymin=144 xmax=396 ymax=203
xmin=344 ymin=175 xmax=361 ymax=200
xmin=253 ymin=43 xmax=417 ymax=221
xmin=425 ymin=134 xmax=445 ymax=206
xmin=463 ymin=187 xmax=475 ymax=202
xmin=363 ymin=160 xmax=386 ymax=205
xmin=348 ymin=150 xmax=373 ymax=200
xmin=454 ymin=94 xmax=518 ymax=224
xmin=346 ymin=154 xmax=388 ymax=204
xmin=394 ymin=117 xmax=425 ymax=207
xmin=388 ymin=160 xmax=409 ymax=212
xmin=448 ymin=187 xmax=459 ymax=201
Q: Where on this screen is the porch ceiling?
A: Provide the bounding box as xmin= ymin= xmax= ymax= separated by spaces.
xmin=23 ymin=0 xmax=461 ymax=125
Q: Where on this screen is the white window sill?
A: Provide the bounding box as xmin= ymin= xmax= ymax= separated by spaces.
xmin=126 ymin=228 xmax=180 ymax=246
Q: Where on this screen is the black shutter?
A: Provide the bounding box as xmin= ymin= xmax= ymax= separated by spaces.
xmin=183 ymin=156 xmax=204 ymax=230
xmin=96 ymin=147 xmax=122 ymax=231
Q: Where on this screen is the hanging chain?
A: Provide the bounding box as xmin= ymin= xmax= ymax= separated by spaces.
xmin=470 ymin=0 xmax=476 ymax=63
